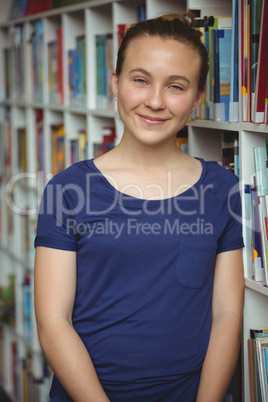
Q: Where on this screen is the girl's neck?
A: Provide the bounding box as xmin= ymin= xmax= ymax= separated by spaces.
xmin=114 ymin=133 xmax=182 ymax=171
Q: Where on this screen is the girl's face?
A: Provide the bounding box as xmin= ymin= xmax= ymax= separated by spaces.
xmin=112 ymin=36 xmax=205 ymax=148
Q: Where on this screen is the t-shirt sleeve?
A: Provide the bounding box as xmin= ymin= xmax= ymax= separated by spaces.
xmin=34 ymin=177 xmax=77 ymax=251
xmin=217 ymin=181 xmax=244 ymax=254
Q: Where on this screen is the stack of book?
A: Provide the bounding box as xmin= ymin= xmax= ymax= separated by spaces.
xmin=220 ymin=131 xmax=239 ymax=176
xmin=70 ymin=129 xmax=88 ymax=164
xmin=9 ymin=0 xmax=92 ymax=19
xmin=95 ymin=34 xmax=114 ymax=110
xmin=51 ymin=123 xmax=65 ymax=176
xmin=47 ymin=28 xmax=63 ymax=105
xmin=242 ymin=0 xmax=268 ymax=123
xmin=243 ymin=143 xmax=268 ymax=285
xmin=93 ymin=126 xmax=116 ymax=158
xmin=2 ymin=47 xmax=12 ymax=100
xmin=30 ymin=20 xmax=44 ymax=102
xmin=11 ymin=24 xmax=25 ymax=100
xmin=68 ymin=35 xmax=86 ymax=107
xmin=17 ymin=127 xmax=27 ymax=173
xmin=248 ymin=328 xmax=268 ymax=401
xmin=193 ymin=4 xmax=239 ymax=123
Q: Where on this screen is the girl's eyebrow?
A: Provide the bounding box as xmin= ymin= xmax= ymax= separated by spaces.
xmin=128 ymin=68 xmax=190 ymax=85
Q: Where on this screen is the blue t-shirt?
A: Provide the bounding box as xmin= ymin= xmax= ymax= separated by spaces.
xmin=35 ymin=158 xmax=244 ymax=401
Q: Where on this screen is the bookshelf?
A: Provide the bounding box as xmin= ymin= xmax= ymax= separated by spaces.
xmin=0 ymin=0 xmax=267 ymax=401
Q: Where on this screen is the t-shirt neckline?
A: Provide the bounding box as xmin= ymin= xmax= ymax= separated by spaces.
xmin=87 ymin=157 xmax=207 ymax=203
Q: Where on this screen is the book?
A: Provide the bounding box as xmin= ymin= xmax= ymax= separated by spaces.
xmin=48 ymin=40 xmax=58 ymax=103
xmin=93 ymin=126 xmax=116 ymax=158
xmin=35 ymin=109 xmax=45 ymax=177
xmin=214 ymin=29 xmax=232 ymax=121
xmin=254 ymin=0 xmax=268 ymax=123
xmin=242 ymin=184 xmax=253 ymax=278
xmin=249 ymin=329 xmax=268 ymax=402
xmin=24 ymin=0 xmax=52 ymax=16
xmin=75 ymin=35 xmax=86 ymax=107
xmin=3 ymin=47 xmax=12 ymax=99
xmin=248 ymin=337 xmax=257 ymax=402
xmin=22 ymin=270 xmax=32 ymax=343
xmin=17 ymin=127 xmax=27 ymax=173
xmin=30 ymin=20 xmax=44 ymax=102
xmin=251 ymin=182 xmax=264 ymax=282
xmin=67 ymin=35 xmax=86 ymax=107
xmin=52 ymin=0 xmax=90 ymax=7
xmin=51 ymin=123 xmax=65 ymax=176
xmin=229 ymin=0 xmax=239 ymax=122
xmin=254 ymin=147 xmax=268 ymax=197
xmin=241 ymin=0 xmax=251 ymax=122
xmin=221 ymin=131 xmax=238 ymax=171
xmin=234 ymin=140 xmax=239 ymax=177
xmin=95 ymin=33 xmax=114 ymax=109
xmin=69 ymin=129 xmax=87 ymax=164
xmin=47 ymin=28 xmax=64 ymax=104
xmin=68 ymin=49 xmax=76 ymax=104
xmin=11 ymin=24 xmax=25 ymax=100
xmin=245 ymin=147 xmax=268 ymax=285
xmin=9 ymin=0 xmax=28 ymax=19
xmin=176 ymin=126 xmax=188 ymax=154
xmin=208 ymin=16 xmax=232 ymax=120
xmin=251 ymin=0 xmax=263 ymax=123
xmin=256 ymin=336 xmax=268 ymax=401
xmin=137 ymin=4 xmax=146 ymax=21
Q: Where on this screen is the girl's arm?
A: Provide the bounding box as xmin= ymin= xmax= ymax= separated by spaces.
xmin=34 ymin=246 xmax=110 ymax=402
xmin=196 ymin=248 xmax=245 ymax=402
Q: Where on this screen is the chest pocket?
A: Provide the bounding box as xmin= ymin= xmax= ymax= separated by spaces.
xmin=175 ymin=238 xmax=217 ymax=289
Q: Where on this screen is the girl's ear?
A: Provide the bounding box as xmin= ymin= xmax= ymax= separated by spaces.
xmin=193 ymin=89 xmax=206 ymax=110
xmin=111 ymin=71 xmax=119 ymax=97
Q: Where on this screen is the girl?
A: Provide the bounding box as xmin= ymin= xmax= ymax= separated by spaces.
xmin=34 ymin=13 xmax=244 ymax=402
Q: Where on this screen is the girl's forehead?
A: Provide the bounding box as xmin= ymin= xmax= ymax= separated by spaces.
xmin=125 ymin=36 xmax=197 ymax=58
xmin=123 ymin=37 xmax=200 ymax=73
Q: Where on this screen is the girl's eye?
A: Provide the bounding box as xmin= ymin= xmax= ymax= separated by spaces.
xmin=169 ymin=84 xmax=183 ymax=91
xmin=134 ymin=78 xmax=147 ymax=85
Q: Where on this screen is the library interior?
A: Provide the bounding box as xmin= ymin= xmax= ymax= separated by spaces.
xmin=0 ymin=0 xmax=268 ymax=401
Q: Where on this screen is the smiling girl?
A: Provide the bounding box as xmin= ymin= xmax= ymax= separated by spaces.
xmin=34 ymin=13 xmax=244 ymax=402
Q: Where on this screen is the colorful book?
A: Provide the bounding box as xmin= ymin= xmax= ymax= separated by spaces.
xmin=137 ymin=4 xmax=146 ymax=22
xmin=3 ymin=47 xmax=12 ymax=99
xmin=9 ymin=0 xmax=28 ymax=19
xmin=51 ymin=123 xmax=65 ymax=176
xmin=242 ymin=184 xmax=252 ymax=278
xmin=17 ymin=127 xmax=27 ymax=173
xmin=31 ymin=20 xmax=43 ymax=102
xmin=35 ymin=109 xmax=45 ymax=176
xmin=52 ymin=0 xmax=90 ymax=7
xmin=251 ymin=0 xmax=263 ymax=122
xmin=67 ymin=35 xmax=86 ymax=106
xmin=229 ymin=0 xmax=239 ymax=122
xmin=208 ymin=16 xmax=232 ymax=120
xmin=251 ymin=182 xmax=264 ymax=282
xmin=11 ymin=24 xmax=25 ymax=100
xmin=68 ymin=49 xmax=76 ymax=104
xmin=57 ymin=28 xmax=64 ymax=104
xmin=254 ymin=0 xmax=268 ymax=123
xmin=241 ymin=0 xmax=251 ymax=122
xmin=24 ymin=0 xmax=52 ymax=15
xmin=95 ymin=33 xmax=114 ymax=110
xmin=214 ymin=29 xmax=232 ymax=121
xmin=254 ymin=147 xmax=268 ymax=197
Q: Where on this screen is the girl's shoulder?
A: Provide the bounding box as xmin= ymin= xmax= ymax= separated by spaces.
xmin=48 ymin=160 xmax=94 ymax=186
